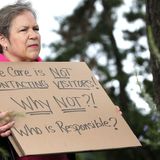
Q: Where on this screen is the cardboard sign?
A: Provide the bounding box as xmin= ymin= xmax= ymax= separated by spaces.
xmin=0 ymin=62 xmax=141 ymax=156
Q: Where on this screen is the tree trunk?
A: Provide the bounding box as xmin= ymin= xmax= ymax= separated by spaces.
xmin=146 ymin=0 xmax=160 ymax=110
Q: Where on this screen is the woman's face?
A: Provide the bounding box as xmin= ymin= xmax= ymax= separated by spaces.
xmin=5 ymin=11 xmax=41 ymax=61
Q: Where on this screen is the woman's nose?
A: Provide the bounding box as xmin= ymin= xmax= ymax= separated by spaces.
xmin=29 ymin=29 xmax=39 ymax=39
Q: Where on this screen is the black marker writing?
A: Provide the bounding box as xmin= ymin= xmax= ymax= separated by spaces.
xmin=45 ymin=125 xmax=56 ymax=133
xmin=53 ymin=93 xmax=97 ymax=113
xmin=52 ymin=96 xmax=84 ymax=113
xmin=13 ymin=124 xmax=43 ymax=136
xmin=91 ymin=76 xmax=99 ymax=89
xmin=7 ymin=67 xmax=32 ymax=77
xmin=10 ymin=96 xmax=53 ymax=115
xmin=55 ymin=116 xmax=118 ymax=135
xmin=33 ymin=68 xmax=45 ymax=76
xmin=0 ymin=80 xmax=49 ymax=91
xmin=52 ymin=79 xmax=94 ymax=90
xmin=49 ymin=67 xmax=71 ymax=79
xmin=82 ymin=93 xmax=97 ymax=108
xmin=0 ymin=70 xmax=6 ymax=77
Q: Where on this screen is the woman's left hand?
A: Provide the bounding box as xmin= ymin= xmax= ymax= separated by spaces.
xmin=115 ymin=106 xmax=122 ymax=115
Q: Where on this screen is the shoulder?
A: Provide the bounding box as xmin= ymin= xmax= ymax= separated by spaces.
xmin=37 ymin=57 xmax=42 ymax=62
xmin=0 ymin=54 xmax=9 ymax=62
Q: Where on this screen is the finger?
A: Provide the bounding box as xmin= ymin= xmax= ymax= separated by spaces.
xmin=119 ymin=110 xmax=122 ymax=115
xmin=0 ymin=112 xmax=14 ymax=125
xmin=115 ymin=105 xmax=120 ymax=110
xmin=0 ymin=111 xmax=8 ymax=119
xmin=0 ymin=130 xmax=12 ymax=137
xmin=115 ymin=106 xmax=122 ymax=115
xmin=0 ymin=121 xmax=15 ymax=133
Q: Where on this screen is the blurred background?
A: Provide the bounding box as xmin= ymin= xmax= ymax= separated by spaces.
xmin=1 ymin=0 xmax=160 ymax=160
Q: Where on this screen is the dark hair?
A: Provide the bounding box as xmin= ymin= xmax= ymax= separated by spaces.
xmin=0 ymin=0 xmax=37 ymax=53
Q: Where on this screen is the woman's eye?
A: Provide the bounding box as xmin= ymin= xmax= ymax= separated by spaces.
xmin=34 ymin=27 xmax=39 ymax=31
xmin=20 ymin=28 xmax=27 ymax=32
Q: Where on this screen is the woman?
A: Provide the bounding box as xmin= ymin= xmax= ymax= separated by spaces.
xmin=0 ymin=1 xmax=72 ymax=160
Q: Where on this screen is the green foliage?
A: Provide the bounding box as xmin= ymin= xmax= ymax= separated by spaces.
xmin=46 ymin=0 xmax=160 ymax=159
xmin=147 ymin=25 xmax=160 ymax=63
xmin=135 ymin=70 xmax=160 ymax=149
xmin=0 ymin=148 xmax=9 ymax=160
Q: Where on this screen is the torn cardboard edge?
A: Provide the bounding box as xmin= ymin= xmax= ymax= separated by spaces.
xmin=8 ymin=136 xmax=24 ymax=157
xmin=9 ymin=135 xmax=141 ymax=157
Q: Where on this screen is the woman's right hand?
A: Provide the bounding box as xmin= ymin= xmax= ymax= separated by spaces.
xmin=0 ymin=111 xmax=15 ymax=137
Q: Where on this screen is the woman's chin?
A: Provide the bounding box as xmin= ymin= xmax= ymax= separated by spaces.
xmin=28 ymin=52 xmax=40 ymax=61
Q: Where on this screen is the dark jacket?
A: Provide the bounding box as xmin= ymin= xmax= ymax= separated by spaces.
xmin=0 ymin=138 xmax=16 ymax=160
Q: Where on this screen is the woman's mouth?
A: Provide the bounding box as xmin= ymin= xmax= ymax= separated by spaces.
xmin=28 ymin=44 xmax=39 ymax=48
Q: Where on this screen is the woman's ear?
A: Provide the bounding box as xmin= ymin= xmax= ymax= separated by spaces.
xmin=0 ymin=33 xmax=5 ymax=45
xmin=0 ymin=33 xmax=5 ymax=41
xmin=0 ymin=33 xmax=8 ymax=48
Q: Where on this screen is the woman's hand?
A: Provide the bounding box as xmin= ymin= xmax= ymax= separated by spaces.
xmin=0 ymin=111 xmax=15 ymax=137
xmin=115 ymin=106 xmax=122 ymax=115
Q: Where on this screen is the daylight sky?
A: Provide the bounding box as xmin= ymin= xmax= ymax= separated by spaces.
xmin=0 ymin=0 xmax=134 ymax=59
xmin=0 ymin=0 xmax=82 ymax=58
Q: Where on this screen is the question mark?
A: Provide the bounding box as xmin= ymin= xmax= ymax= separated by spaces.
xmin=109 ymin=117 xmax=118 ymax=130
xmin=82 ymin=94 xmax=90 ymax=106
